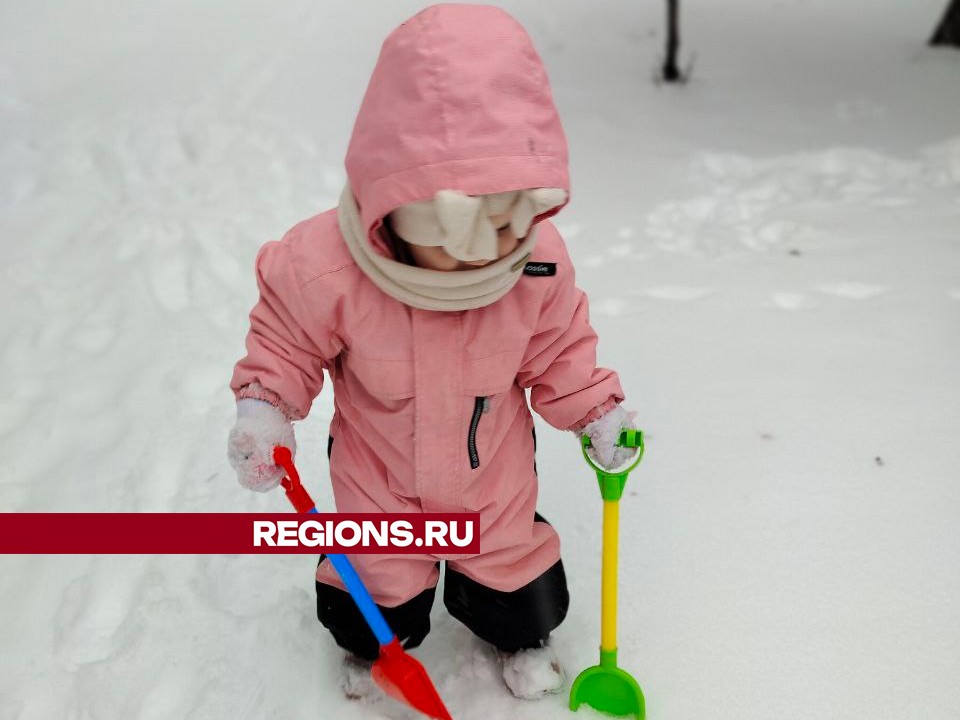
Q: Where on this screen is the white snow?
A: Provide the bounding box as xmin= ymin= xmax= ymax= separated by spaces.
xmin=499 ymin=645 xmax=565 ymax=700
xmin=1 ymin=0 xmax=959 ymax=719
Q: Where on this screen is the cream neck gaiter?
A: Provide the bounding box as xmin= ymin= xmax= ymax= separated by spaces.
xmin=337 ymin=183 xmax=537 ymax=312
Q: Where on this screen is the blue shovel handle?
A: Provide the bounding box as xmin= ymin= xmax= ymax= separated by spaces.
xmin=274 ymin=446 xmax=394 ymax=647
xmin=321 ymin=535 xmax=394 ymax=645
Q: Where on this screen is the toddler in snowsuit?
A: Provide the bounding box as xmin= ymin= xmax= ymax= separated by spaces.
xmin=227 ymin=3 xmax=638 ymax=701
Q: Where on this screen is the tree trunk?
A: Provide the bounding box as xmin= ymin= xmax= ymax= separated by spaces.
xmin=662 ymin=0 xmax=681 ymax=81
xmin=931 ymin=0 xmax=960 ymax=47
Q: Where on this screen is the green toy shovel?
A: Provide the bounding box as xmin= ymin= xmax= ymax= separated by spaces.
xmin=569 ymin=429 xmax=646 ymax=719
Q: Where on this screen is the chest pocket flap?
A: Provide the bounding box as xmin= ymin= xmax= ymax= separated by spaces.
xmin=343 ymin=353 xmax=416 ymax=400
xmin=462 ymin=349 xmax=523 ymax=396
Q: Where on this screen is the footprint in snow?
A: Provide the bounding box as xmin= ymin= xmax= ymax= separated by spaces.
xmin=869 ymin=197 xmax=914 ymax=208
xmin=770 ymin=292 xmax=817 ymax=310
xmin=68 ymin=315 xmax=118 ymax=355
xmin=131 ymin=666 xmax=206 ymax=720
xmin=634 ymin=285 xmax=715 ymax=302
xmin=816 ymin=283 xmax=889 ymax=300
xmin=54 ymin=558 xmax=146 ymax=666
xmin=607 ymin=242 xmax=634 ymax=257
xmin=147 ymin=249 xmax=190 ymax=312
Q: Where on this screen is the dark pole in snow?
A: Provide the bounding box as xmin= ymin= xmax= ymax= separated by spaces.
xmin=931 ymin=0 xmax=960 ymax=47
xmin=662 ymin=0 xmax=682 ymax=81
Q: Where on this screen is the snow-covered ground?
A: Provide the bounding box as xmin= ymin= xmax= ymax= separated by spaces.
xmin=1 ymin=1 xmax=958 ymax=718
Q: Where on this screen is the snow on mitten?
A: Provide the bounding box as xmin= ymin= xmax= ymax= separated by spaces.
xmin=577 ymin=404 xmax=639 ymax=470
xmin=227 ymin=398 xmax=296 ymax=492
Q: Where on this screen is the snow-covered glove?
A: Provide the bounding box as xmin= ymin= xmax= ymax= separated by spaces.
xmin=227 ymin=398 xmax=296 ymax=492
xmin=576 ymin=404 xmax=640 ymax=471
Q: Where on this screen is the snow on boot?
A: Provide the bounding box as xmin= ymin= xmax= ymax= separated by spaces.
xmin=340 ymin=653 xmax=379 ymax=702
xmin=498 ymin=644 xmax=566 ymax=700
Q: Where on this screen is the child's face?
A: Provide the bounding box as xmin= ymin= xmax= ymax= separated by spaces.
xmin=404 ymin=210 xmax=522 ymax=271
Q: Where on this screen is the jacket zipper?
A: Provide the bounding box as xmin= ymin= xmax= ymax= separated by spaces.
xmin=468 ymin=396 xmax=489 ymax=469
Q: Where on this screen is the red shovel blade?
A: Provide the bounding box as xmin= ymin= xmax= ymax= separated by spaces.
xmin=371 ymin=638 xmax=453 ymax=720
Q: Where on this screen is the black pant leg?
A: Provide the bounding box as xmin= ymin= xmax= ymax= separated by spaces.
xmin=443 ymin=514 xmax=570 ymax=654
xmin=315 ymin=557 xmax=438 ymax=661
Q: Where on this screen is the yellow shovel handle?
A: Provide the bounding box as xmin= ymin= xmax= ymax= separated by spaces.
xmin=601 ymin=498 xmax=619 ymax=652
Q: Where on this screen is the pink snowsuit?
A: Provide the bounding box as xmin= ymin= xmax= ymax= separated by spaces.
xmin=230 ymin=4 xmax=624 ymax=607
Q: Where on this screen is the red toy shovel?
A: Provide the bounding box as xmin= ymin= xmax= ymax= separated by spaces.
xmin=273 ymin=446 xmax=453 ymax=720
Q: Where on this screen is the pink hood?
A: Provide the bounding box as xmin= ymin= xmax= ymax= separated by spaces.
xmin=345 ymin=3 xmax=570 ymax=258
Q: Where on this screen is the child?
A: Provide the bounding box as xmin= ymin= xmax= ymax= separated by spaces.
xmin=227 ymin=3 xmax=638 ymax=702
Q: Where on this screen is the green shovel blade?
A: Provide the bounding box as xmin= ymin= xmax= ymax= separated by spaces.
xmin=569 ymin=655 xmax=645 ymax=719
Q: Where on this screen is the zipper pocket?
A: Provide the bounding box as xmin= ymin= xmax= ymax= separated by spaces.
xmin=468 ymin=396 xmax=489 ymax=469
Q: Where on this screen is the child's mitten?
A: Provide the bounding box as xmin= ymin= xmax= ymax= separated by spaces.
xmin=577 ymin=404 xmax=639 ymax=470
xmin=227 ymin=398 xmax=296 ymax=492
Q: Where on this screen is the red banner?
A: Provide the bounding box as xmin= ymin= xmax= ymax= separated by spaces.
xmin=0 ymin=513 xmax=481 ymax=554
